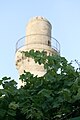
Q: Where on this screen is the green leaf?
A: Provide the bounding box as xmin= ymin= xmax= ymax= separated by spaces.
xmin=2 ymin=77 xmax=11 ymax=80
xmin=38 ymin=88 xmax=51 ymax=98
xmin=9 ymin=102 xmax=19 ymax=110
xmin=7 ymin=109 xmax=16 ymax=116
xmin=0 ymin=80 xmax=3 ymax=85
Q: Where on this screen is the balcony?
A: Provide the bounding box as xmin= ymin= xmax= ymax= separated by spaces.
xmin=16 ymin=34 xmax=60 ymax=53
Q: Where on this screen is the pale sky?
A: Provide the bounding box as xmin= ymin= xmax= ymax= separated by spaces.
xmin=0 ymin=0 xmax=80 ymax=82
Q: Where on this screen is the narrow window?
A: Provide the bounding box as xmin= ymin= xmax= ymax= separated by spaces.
xmin=28 ymin=58 xmax=30 ymax=62
xmin=48 ymin=40 xmax=51 ymax=46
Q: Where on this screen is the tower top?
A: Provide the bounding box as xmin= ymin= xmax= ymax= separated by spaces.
xmin=27 ymin=16 xmax=51 ymax=27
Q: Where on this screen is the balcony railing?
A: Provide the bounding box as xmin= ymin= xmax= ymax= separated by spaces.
xmin=16 ymin=34 xmax=60 ymax=53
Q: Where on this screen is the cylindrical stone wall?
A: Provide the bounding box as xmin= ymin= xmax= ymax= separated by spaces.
xmin=25 ymin=16 xmax=52 ymax=46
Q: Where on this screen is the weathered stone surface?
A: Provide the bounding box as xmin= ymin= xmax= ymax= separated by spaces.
xmin=15 ymin=16 xmax=58 ymax=87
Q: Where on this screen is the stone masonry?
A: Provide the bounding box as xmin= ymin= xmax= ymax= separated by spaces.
xmin=15 ymin=16 xmax=60 ymax=87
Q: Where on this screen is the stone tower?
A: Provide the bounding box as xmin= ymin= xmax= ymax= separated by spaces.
xmin=15 ymin=16 xmax=60 ymax=86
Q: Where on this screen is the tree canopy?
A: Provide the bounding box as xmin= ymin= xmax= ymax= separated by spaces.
xmin=0 ymin=50 xmax=80 ymax=120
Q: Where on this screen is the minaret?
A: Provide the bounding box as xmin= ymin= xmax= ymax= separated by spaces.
xmin=15 ymin=16 xmax=60 ymax=86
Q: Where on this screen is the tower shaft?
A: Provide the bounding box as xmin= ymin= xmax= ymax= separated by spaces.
xmin=15 ymin=16 xmax=60 ymax=87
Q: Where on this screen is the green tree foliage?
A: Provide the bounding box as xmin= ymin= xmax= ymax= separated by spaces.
xmin=0 ymin=50 xmax=80 ymax=120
